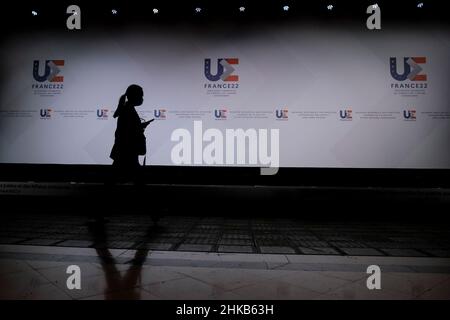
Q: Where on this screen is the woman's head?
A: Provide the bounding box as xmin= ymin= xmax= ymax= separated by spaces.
xmin=125 ymin=84 xmax=144 ymax=106
xmin=113 ymin=84 xmax=144 ymax=118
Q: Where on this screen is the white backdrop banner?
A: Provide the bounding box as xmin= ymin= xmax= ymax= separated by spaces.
xmin=1 ymin=24 xmax=449 ymax=168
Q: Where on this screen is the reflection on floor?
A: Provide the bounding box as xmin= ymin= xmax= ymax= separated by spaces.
xmin=1 ymin=243 xmax=450 ymax=300
xmin=1 ymin=214 xmax=449 ymax=299
xmin=0 ymin=213 xmax=449 ymax=257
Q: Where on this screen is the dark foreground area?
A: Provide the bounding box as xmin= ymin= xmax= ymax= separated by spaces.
xmin=1 ymin=184 xmax=450 ymax=300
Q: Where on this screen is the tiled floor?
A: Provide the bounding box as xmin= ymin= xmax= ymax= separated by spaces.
xmin=1 ymin=244 xmax=449 ymax=300
xmin=1 ymin=213 xmax=449 ymax=299
xmin=0 ymin=213 xmax=449 ymax=257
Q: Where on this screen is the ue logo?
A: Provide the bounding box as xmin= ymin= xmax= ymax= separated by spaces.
xmin=403 ymin=110 xmax=416 ymax=120
xmin=33 ymin=60 xmax=64 ymax=82
xmin=40 ymin=109 xmax=52 ymax=118
xmin=275 ymin=109 xmax=288 ymax=119
xmin=97 ymin=109 xmax=108 ymax=119
xmin=204 ymin=58 xmax=239 ymax=82
xmin=154 ymin=109 xmax=166 ymax=119
xmin=340 ymin=109 xmax=352 ymax=120
xmin=390 ymin=57 xmax=427 ymax=81
xmin=214 ymin=109 xmax=227 ymax=119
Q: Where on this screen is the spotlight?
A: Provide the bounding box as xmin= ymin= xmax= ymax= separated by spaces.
xmin=195 ymin=7 xmax=202 ymax=13
xmin=327 ymin=4 xmax=334 ymax=11
xmin=153 ymin=8 xmax=159 ymax=14
xmin=111 ymin=9 xmax=118 ymax=15
xmin=417 ymin=2 xmax=424 ymax=8
xmin=283 ymin=5 xmax=289 ymax=11
xmin=239 ymin=6 xmax=245 ymax=12
xmin=31 ymin=10 xmax=38 ymax=16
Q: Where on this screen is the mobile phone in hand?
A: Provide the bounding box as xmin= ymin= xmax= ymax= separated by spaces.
xmin=143 ymin=119 xmax=154 ymax=127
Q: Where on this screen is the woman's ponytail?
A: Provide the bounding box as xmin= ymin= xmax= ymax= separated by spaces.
xmin=113 ymin=94 xmax=127 ymax=118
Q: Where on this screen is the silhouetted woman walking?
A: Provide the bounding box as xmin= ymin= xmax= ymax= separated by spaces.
xmin=110 ymin=84 xmax=153 ymax=183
